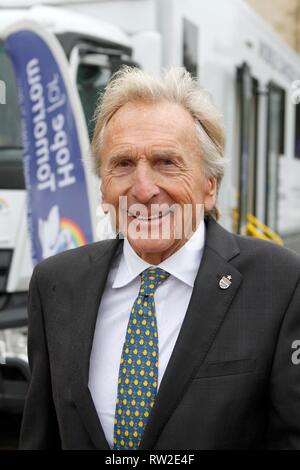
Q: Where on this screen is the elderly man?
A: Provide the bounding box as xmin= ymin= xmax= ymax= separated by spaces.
xmin=20 ymin=67 xmax=300 ymax=450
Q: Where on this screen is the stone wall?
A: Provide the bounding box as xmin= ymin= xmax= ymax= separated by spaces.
xmin=246 ymin=0 xmax=300 ymax=52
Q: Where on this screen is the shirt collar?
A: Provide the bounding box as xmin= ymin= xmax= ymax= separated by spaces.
xmin=113 ymin=219 xmax=205 ymax=288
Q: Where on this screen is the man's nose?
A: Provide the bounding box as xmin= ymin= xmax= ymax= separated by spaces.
xmin=130 ymin=162 xmax=160 ymax=203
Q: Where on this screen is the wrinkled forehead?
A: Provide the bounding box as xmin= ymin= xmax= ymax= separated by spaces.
xmin=101 ymin=100 xmax=199 ymax=153
xmin=107 ymin=100 xmax=195 ymax=127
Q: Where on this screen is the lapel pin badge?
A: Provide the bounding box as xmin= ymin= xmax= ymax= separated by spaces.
xmin=219 ymin=275 xmax=232 ymax=290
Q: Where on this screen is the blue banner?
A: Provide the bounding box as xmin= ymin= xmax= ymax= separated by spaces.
xmin=4 ymin=22 xmax=94 ymax=265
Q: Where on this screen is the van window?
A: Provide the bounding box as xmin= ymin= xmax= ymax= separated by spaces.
xmin=183 ymin=18 xmax=198 ymax=78
xmin=0 ymin=41 xmax=24 ymax=189
xmin=265 ymin=83 xmax=286 ymax=231
xmin=76 ymin=56 xmax=112 ymax=140
xmin=295 ymin=102 xmax=300 ymax=159
xmin=0 ymin=41 xmax=22 ymax=157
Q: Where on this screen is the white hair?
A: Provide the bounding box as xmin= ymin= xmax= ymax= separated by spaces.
xmin=91 ymin=66 xmax=226 ymax=219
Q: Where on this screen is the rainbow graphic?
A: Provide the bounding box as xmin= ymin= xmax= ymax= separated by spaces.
xmin=60 ymin=217 xmax=87 ymax=247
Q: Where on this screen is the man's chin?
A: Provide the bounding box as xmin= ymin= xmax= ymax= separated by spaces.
xmin=127 ymin=236 xmax=178 ymax=261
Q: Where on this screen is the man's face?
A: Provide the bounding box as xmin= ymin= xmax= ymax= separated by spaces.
xmin=100 ymin=100 xmax=217 ymax=264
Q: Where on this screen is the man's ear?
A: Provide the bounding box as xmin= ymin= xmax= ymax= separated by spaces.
xmin=204 ymin=177 xmax=217 ymax=212
xmin=100 ymin=180 xmax=109 ymax=214
xmin=101 ymin=201 xmax=110 ymax=215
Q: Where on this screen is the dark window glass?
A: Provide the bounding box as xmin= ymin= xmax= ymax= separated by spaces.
xmin=236 ymin=63 xmax=259 ymax=234
xmin=76 ymin=60 xmax=112 ymax=140
xmin=0 ymin=41 xmax=24 ymax=189
xmin=265 ymin=83 xmax=285 ymax=231
xmin=183 ymin=18 xmax=198 ymax=78
xmin=0 ymin=41 xmax=22 ymax=161
xmin=295 ymin=103 xmax=300 ymax=159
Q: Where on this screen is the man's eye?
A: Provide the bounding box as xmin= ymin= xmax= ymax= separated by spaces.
xmin=116 ymin=160 xmax=132 ymax=167
xmin=157 ymin=159 xmax=174 ymax=166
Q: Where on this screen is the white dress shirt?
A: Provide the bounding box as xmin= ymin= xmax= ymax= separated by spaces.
xmin=88 ymin=220 xmax=205 ymax=449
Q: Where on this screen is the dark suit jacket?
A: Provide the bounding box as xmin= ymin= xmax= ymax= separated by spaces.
xmin=19 ymin=215 xmax=300 ymax=449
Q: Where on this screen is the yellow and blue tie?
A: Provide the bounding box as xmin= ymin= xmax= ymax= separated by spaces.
xmin=113 ymin=267 xmax=170 ymax=450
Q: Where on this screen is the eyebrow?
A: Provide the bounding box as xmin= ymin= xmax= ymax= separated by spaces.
xmin=150 ymin=149 xmax=184 ymax=160
xmin=105 ymin=152 xmax=137 ymax=169
xmin=107 ymin=148 xmax=185 ymax=164
xmin=150 ymin=150 xmax=186 ymax=168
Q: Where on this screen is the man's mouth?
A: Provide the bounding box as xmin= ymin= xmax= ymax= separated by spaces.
xmin=127 ymin=209 xmax=171 ymax=221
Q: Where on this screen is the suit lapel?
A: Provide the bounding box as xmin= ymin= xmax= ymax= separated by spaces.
xmin=68 ymin=237 xmax=122 ymax=449
xmin=139 ymin=217 xmax=243 ymax=449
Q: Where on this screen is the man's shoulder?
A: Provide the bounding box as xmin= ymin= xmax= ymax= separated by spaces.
xmin=232 ymin=232 xmax=300 ymax=276
xmin=234 ymin=231 xmax=300 ymax=260
xmin=33 ymin=238 xmax=120 ymax=278
xmin=208 ymin=217 xmax=300 ymax=273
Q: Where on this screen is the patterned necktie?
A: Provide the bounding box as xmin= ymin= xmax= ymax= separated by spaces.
xmin=113 ymin=267 xmax=170 ymax=450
